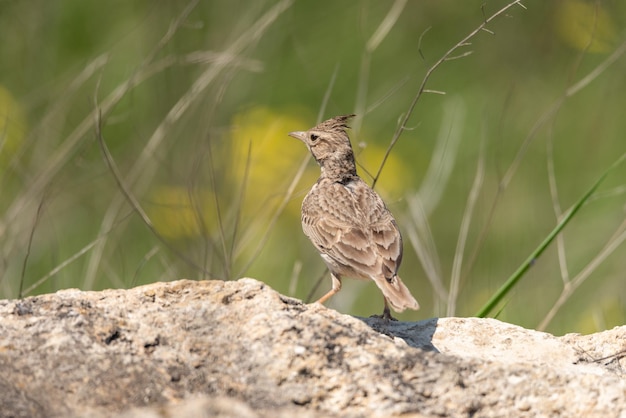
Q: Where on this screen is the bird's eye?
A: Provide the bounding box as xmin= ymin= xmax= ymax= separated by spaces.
xmin=310 ymin=134 xmax=319 ymax=141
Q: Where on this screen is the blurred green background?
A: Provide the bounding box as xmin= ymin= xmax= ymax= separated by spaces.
xmin=1 ymin=0 xmax=625 ymax=335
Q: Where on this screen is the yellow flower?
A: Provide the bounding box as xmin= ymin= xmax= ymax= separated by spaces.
xmin=230 ymin=107 xmax=317 ymax=218
xmin=554 ymin=0 xmax=617 ymax=53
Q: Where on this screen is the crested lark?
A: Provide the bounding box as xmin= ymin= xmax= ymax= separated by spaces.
xmin=289 ymin=114 xmax=419 ymax=319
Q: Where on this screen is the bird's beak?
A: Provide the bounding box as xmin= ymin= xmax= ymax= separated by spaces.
xmin=288 ymin=131 xmax=307 ymax=141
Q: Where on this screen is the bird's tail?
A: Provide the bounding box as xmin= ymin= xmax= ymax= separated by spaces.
xmin=372 ymin=274 xmax=420 ymax=313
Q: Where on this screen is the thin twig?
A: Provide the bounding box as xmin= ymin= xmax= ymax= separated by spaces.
xmin=22 ymin=207 xmax=135 ymax=295
xmin=365 ymin=76 xmax=410 ymax=114
xmin=18 ymin=193 xmax=47 ymax=298
xmin=4 ymin=1 xmax=201 ymax=231
xmin=23 ymin=238 xmax=102 ymax=296
xmin=288 ymin=260 xmax=302 ymax=297
xmin=306 ymin=67 xmax=343 ymax=298
xmin=464 ymin=37 xmax=626 ymax=294
xmin=87 ymin=0 xmax=293 ymax=286
xmin=353 ymin=52 xmax=371 ymax=135
xmin=500 ymin=38 xmax=626 ymax=190
xmin=131 ymin=246 xmax=160 ymax=288
xmin=546 ymin=122 xmax=570 ymax=283
xmin=416 ymin=97 xmax=465 ymax=215
xmin=354 ymin=0 xmax=407 ymax=134
xmin=447 ymin=137 xmax=485 ymax=316
xmin=538 ymin=217 xmax=626 ymax=331
xmin=590 ymin=186 xmax=626 ymax=201
xmin=125 ymin=0 xmax=294 ymax=194
xmin=206 ymin=139 xmax=230 ymax=278
xmin=417 ymin=27 xmax=432 ymax=62
xmin=235 ymin=153 xmax=310 ymax=278
xmin=373 ymin=0 xmax=526 ymax=189
xmin=477 ymin=153 xmax=626 ymax=318
xmin=188 ymin=145 xmax=216 ymax=281
xmin=305 ymin=267 xmax=332 ymax=303
xmin=96 ymin=113 xmax=153 ymax=229
xmin=318 ymin=64 xmax=339 ymax=123
xmin=230 ymin=140 xmax=252 ymax=276
xmin=366 ymin=0 xmax=408 ymax=53
xmin=444 ymin=51 xmax=474 ymax=61
xmin=95 ymin=107 xmax=214 ymax=276
xmin=405 ymin=198 xmax=447 ymax=305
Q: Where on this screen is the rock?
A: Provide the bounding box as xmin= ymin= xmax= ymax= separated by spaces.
xmin=0 ymin=278 xmax=624 ymax=417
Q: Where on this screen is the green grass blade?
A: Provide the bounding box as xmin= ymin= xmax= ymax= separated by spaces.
xmin=476 ymin=153 xmax=626 ymax=318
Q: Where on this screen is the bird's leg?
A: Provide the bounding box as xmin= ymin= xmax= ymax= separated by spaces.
xmin=315 ymin=273 xmax=342 ymax=305
xmin=381 ymin=297 xmax=397 ymax=321
xmin=370 ymin=297 xmax=398 ymax=321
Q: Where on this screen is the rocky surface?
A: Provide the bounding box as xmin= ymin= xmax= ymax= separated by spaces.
xmin=0 ymin=278 xmax=624 ymax=417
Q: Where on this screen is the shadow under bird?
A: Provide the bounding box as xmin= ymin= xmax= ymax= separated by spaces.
xmin=288 ymin=114 xmax=419 ymax=319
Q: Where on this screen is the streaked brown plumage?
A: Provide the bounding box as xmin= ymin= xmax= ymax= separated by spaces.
xmin=288 ymin=114 xmax=419 ymax=319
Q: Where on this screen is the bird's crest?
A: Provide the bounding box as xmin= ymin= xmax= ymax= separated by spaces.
xmin=313 ymin=114 xmax=356 ymax=135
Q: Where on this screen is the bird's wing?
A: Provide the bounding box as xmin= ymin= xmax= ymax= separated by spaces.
xmin=358 ymin=182 xmax=403 ymax=278
xmin=301 ymin=180 xmax=402 ymax=277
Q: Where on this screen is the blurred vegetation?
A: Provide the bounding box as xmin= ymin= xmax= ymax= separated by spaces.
xmin=1 ymin=0 xmax=625 ymax=335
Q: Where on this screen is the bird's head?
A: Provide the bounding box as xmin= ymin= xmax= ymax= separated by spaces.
xmin=288 ymin=114 xmax=356 ymax=168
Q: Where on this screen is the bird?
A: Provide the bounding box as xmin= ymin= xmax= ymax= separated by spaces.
xmin=288 ymin=114 xmax=419 ymax=319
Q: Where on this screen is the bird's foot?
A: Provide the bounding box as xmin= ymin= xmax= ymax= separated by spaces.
xmin=369 ymin=305 xmax=397 ymax=322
